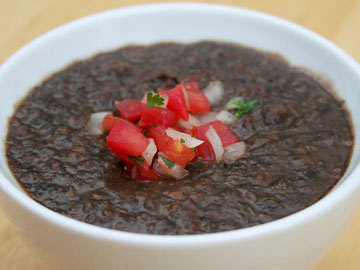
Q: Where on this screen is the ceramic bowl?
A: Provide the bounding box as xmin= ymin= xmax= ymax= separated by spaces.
xmin=0 ymin=3 xmax=360 ymax=270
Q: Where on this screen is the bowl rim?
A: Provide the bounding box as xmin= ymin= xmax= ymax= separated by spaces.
xmin=1 ymin=2 xmax=360 ymax=247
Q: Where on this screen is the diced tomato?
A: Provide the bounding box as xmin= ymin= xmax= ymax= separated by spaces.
xmin=149 ymin=126 xmax=194 ymax=167
xmin=115 ymin=99 xmax=142 ymax=122
xmin=137 ymin=167 xmax=162 ymax=181
xmin=192 ymin=128 xmax=215 ymax=161
xmin=140 ymin=104 xmax=178 ymax=128
xmin=182 ymin=82 xmax=210 ymax=114
xmin=125 ymin=164 xmax=161 ymax=182
xmin=210 ymin=121 xmax=239 ymax=147
xmin=159 ymin=86 xmax=189 ymax=121
xmin=107 ymin=119 xmax=149 ymax=157
xmin=194 ymin=120 xmax=239 ymax=148
xmin=102 ymin=114 xmax=123 ymax=132
xmin=183 ymin=82 xmax=201 ymax=92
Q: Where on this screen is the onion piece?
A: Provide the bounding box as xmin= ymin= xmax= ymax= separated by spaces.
xmin=165 ymin=128 xmax=204 ymax=148
xmin=199 ymin=112 xmax=217 ymax=125
xmin=223 ymin=142 xmax=246 ymax=164
xmin=177 ymin=114 xmax=201 ymax=129
xmin=215 ymin=111 xmax=237 ymax=124
xmin=153 ymin=153 xmax=189 ymax=179
xmin=181 ymin=84 xmax=190 ymax=110
xmin=225 ymin=96 xmax=243 ymax=110
xmin=206 ymin=125 xmax=224 ymax=161
xmin=199 ymin=111 xmax=237 ymax=125
xmin=141 ymin=138 xmax=157 ymax=165
xmin=141 ymin=91 xmax=168 ymax=108
xmin=87 ymin=111 xmax=111 ymax=135
xmin=203 ymin=80 xmax=224 ymax=105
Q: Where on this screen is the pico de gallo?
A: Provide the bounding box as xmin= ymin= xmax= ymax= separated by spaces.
xmin=88 ymin=80 xmax=258 ymax=182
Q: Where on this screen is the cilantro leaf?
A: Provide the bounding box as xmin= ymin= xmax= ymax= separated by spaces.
xmin=144 ymin=130 xmax=150 ymax=137
xmin=230 ymin=99 xmax=258 ymax=116
xmin=180 ymin=138 xmax=185 ymax=144
xmin=146 ymin=92 xmax=165 ymax=108
xmin=160 ymin=155 xmax=175 ymax=169
xmin=128 ymin=155 xmax=145 ymax=165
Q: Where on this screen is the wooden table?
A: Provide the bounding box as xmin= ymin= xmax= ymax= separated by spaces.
xmin=1 ymin=0 xmax=360 ymax=269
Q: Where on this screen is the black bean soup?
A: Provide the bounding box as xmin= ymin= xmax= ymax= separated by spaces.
xmin=6 ymin=41 xmax=353 ymax=235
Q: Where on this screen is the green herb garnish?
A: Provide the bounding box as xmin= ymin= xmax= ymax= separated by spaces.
xmin=160 ymin=155 xmax=175 ymax=169
xmin=146 ymin=92 xmax=165 ymax=108
xmin=128 ymin=155 xmax=145 ymax=165
xmin=230 ymin=99 xmax=258 ymax=116
xmin=180 ymin=138 xmax=185 ymax=144
xmin=144 ymin=130 xmax=150 ymax=137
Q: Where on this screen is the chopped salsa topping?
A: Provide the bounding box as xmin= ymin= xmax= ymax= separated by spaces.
xmin=94 ymin=79 xmax=257 ymax=181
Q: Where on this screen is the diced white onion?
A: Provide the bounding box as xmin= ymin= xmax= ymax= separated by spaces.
xmin=87 ymin=111 xmax=111 ymax=135
xmin=165 ymin=128 xmax=204 ymax=148
xmin=223 ymin=142 xmax=246 ymax=164
xmin=206 ymin=125 xmax=224 ymax=161
xmin=199 ymin=111 xmax=237 ymax=125
xmin=177 ymin=114 xmax=201 ymax=129
xmin=141 ymin=138 xmax=157 ymax=165
xmin=153 ymin=153 xmax=189 ymax=179
xmin=203 ymin=81 xmax=224 ymax=105
xmin=199 ymin=112 xmax=217 ymax=125
xmin=181 ymin=84 xmax=190 ymax=110
xmin=141 ymin=91 xmax=168 ymax=108
xmin=215 ymin=111 xmax=237 ymax=124
xmin=225 ymin=96 xmax=243 ymax=110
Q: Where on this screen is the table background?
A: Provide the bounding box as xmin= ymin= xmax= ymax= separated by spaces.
xmin=1 ymin=0 xmax=360 ymax=269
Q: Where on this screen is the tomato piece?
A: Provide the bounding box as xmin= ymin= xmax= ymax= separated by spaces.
xmin=149 ymin=126 xmax=194 ymax=167
xmin=140 ymin=104 xmax=178 ymax=128
xmin=192 ymin=127 xmax=215 ymax=161
xmin=194 ymin=120 xmax=239 ymax=148
xmin=115 ymin=99 xmax=142 ymax=122
xmin=183 ymin=82 xmax=210 ymax=114
xmin=102 ymin=114 xmax=123 ymax=132
xmin=210 ymin=120 xmax=239 ymax=147
xmin=137 ymin=167 xmax=162 ymax=181
xmin=183 ymin=81 xmax=201 ymax=92
xmin=125 ymin=164 xmax=161 ymax=182
xmin=159 ymin=86 xmax=189 ymax=121
xmin=107 ymin=119 xmax=149 ymax=157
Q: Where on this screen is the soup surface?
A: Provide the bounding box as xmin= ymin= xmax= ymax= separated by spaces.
xmin=6 ymin=41 xmax=353 ymax=235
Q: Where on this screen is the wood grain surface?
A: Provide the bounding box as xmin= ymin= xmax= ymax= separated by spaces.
xmin=1 ymin=0 xmax=360 ymax=269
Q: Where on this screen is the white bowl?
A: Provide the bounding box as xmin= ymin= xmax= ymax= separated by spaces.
xmin=0 ymin=3 xmax=360 ymax=270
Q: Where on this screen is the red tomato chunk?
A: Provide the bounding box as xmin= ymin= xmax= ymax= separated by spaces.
xmin=183 ymin=82 xmax=210 ymax=114
xmin=102 ymin=114 xmax=123 ymax=132
xmin=159 ymin=86 xmax=189 ymax=121
xmin=107 ymin=119 xmax=149 ymax=157
xmin=115 ymin=99 xmax=142 ymax=122
xmin=193 ymin=120 xmax=239 ymax=160
xmin=139 ymin=105 xmax=178 ymax=128
xmin=149 ymin=126 xmax=194 ymax=167
xmin=125 ymin=164 xmax=161 ymax=182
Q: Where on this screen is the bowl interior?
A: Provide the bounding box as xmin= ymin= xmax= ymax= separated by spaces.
xmin=0 ymin=3 xmax=359 ymax=218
